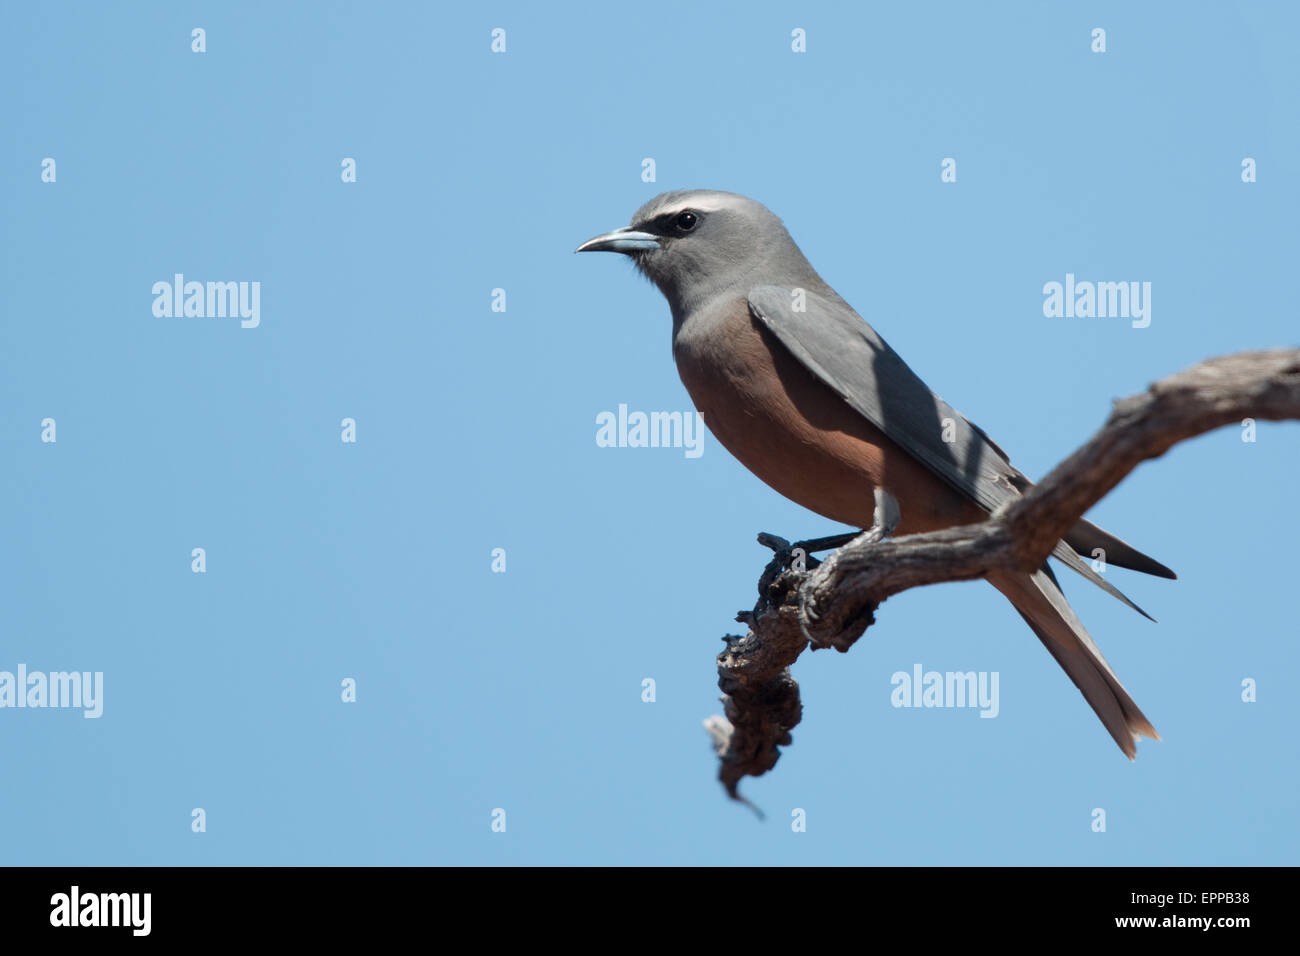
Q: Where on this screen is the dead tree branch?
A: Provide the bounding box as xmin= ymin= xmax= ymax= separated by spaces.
xmin=707 ymin=348 xmax=1300 ymax=802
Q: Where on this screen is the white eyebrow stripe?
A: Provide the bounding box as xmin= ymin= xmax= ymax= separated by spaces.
xmin=653 ymin=199 xmax=733 ymax=217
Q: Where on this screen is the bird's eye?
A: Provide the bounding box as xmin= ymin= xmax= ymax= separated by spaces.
xmin=675 ymin=211 xmax=698 ymax=232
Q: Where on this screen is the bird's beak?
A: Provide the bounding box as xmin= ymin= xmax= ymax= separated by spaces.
xmin=575 ymin=227 xmax=661 ymax=254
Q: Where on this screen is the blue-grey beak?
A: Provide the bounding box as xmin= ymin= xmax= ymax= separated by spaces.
xmin=575 ymin=226 xmax=661 ymax=254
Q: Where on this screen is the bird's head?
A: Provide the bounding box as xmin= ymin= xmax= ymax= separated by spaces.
xmin=577 ymin=190 xmax=815 ymax=320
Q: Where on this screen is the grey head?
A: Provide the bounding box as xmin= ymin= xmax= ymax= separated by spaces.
xmin=576 ymin=190 xmax=829 ymax=326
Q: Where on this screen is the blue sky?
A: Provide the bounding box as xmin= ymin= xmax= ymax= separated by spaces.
xmin=1 ymin=1 xmax=1296 ymax=865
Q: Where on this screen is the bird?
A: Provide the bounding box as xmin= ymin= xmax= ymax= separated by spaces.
xmin=577 ymin=189 xmax=1176 ymax=759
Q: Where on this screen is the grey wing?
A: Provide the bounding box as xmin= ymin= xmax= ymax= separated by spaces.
xmin=746 ymin=284 xmax=1157 ymax=619
xmin=748 ymin=286 xmax=1020 ymax=513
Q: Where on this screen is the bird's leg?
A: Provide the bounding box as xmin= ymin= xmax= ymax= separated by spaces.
xmin=862 ymin=487 xmax=902 ymax=542
xmin=753 ymin=489 xmax=902 ymax=615
xmin=753 ymin=532 xmax=856 ymax=603
xmin=796 ymin=488 xmax=901 ymax=646
xmin=757 ymin=489 xmax=902 ymax=574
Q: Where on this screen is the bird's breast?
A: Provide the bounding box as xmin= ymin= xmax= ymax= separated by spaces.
xmin=672 ymin=298 xmax=984 ymax=534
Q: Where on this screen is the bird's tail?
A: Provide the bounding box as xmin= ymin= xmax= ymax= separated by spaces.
xmin=986 ymin=568 xmax=1160 ymax=759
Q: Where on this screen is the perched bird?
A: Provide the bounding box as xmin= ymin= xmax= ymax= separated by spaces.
xmin=578 ymin=189 xmax=1175 ymax=758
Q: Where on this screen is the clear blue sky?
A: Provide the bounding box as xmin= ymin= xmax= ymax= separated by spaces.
xmin=1 ymin=2 xmax=1296 ymax=865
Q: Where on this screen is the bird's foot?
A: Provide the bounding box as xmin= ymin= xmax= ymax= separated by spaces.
xmin=752 ymin=531 xmax=858 ymax=613
xmin=756 ymin=490 xmax=902 ymax=580
xmin=756 ymin=530 xmax=856 ymax=572
xmin=751 ymin=490 xmax=902 ymax=618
